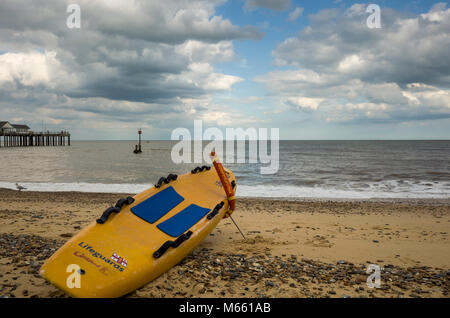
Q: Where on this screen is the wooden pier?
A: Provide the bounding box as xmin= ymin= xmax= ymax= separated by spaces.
xmin=0 ymin=131 xmax=71 ymax=148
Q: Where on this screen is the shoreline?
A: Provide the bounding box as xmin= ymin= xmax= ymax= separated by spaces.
xmin=0 ymin=188 xmax=448 ymax=298
xmin=1 ymin=188 xmax=449 ymax=205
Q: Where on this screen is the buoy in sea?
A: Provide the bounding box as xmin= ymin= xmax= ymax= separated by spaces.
xmin=133 ymin=129 xmax=143 ymax=154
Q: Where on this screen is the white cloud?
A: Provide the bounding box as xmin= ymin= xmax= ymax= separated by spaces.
xmin=0 ymin=0 xmax=262 ymax=137
xmin=258 ymin=4 xmax=450 ymax=123
xmin=288 ymin=7 xmax=304 ymax=21
xmin=0 ymin=51 xmax=62 ymax=87
xmin=166 ymin=62 xmax=244 ymax=92
xmin=176 ymin=40 xmax=235 ymax=63
xmin=337 ymin=54 xmax=366 ymax=73
xmin=409 ymin=89 xmax=450 ymax=109
xmin=284 ymin=96 xmax=324 ymax=112
xmin=200 ymin=107 xmax=262 ymax=126
xmin=274 ymin=4 xmax=450 ymax=86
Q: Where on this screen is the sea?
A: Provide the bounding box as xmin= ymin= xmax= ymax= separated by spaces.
xmin=0 ymin=140 xmax=449 ymax=199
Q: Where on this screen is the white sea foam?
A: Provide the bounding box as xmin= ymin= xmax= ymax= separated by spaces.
xmin=237 ymin=183 xmax=449 ymax=199
xmin=0 ymin=182 xmax=152 ymax=194
xmin=0 ymin=180 xmax=448 ymax=199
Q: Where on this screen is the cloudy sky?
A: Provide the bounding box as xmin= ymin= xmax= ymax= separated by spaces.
xmin=0 ymin=0 xmax=449 ymax=140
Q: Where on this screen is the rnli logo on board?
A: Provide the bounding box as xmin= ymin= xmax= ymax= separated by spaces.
xmin=111 ymin=253 xmax=128 ymax=268
xmin=77 ymin=242 xmax=126 ymax=272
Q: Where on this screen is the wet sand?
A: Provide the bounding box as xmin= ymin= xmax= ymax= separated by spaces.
xmin=0 ymin=188 xmax=449 ymax=298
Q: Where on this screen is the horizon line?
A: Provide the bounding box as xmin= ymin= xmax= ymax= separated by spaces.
xmin=69 ymin=139 xmax=450 ymax=141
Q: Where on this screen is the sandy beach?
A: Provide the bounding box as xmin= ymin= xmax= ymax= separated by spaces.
xmin=0 ymin=188 xmax=448 ymax=298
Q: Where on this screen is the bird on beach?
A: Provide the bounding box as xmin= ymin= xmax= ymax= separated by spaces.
xmin=15 ymin=183 xmax=26 ymax=191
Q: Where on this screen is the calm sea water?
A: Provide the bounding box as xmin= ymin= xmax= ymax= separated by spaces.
xmin=0 ymin=140 xmax=449 ymax=198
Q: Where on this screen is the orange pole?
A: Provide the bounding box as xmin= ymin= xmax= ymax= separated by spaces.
xmin=210 ymin=151 xmax=235 ymax=218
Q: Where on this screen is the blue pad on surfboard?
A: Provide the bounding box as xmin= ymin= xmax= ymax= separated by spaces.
xmin=131 ymin=186 xmax=184 ymax=224
xmin=157 ymin=204 xmax=211 ymax=237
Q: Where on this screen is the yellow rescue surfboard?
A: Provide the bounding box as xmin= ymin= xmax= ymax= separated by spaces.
xmin=39 ymin=165 xmax=236 ymax=298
